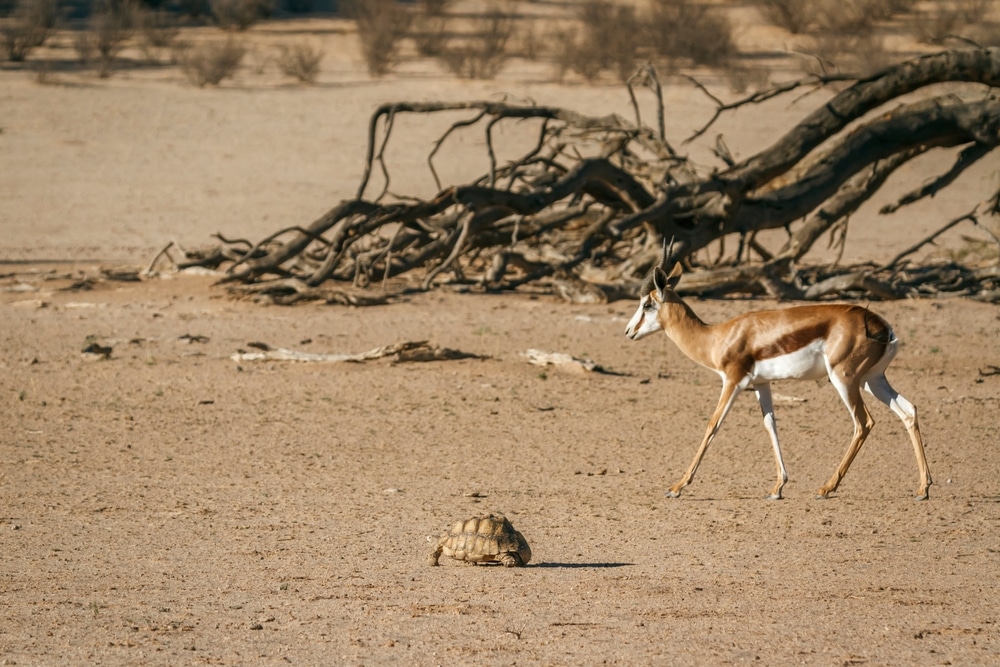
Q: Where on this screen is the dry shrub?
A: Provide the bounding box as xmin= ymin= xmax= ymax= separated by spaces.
xmin=647 ymin=0 xmax=736 ymax=69
xmin=805 ymin=31 xmax=894 ymax=77
xmin=178 ymin=37 xmax=246 ymax=86
xmin=759 ymin=0 xmax=820 ymax=34
xmin=210 ymin=0 xmax=274 ymax=31
xmin=135 ymin=7 xmax=181 ymax=62
xmin=419 ymin=0 xmax=452 ymax=16
xmin=74 ymin=0 xmax=134 ymax=77
xmin=551 ymin=27 xmax=593 ymax=81
xmin=411 ymin=11 xmax=448 ymax=57
xmin=914 ymin=0 xmax=992 ymax=44
xmin=276 ymin=42 xmax=323 ymax=83
xmin=343 ymin=0 xmax=407 ymax=77
xmin=1 ymin=0 xmax=58 ymax=62
xmin=554 ymin=0 xmax=640 ymax=82
xmin=437 ymin=3 xmax=512 ymax=80
xmin=30 ymin=58 xmax=55 ymax=83
xmin=955 ymin=0 xmax=992 ymax=22
xmin=513 ymin=19 xmax=541 ymax=61
xmin=816 ymin=0 xmax=913 ymax=33
xmin=724 ymin=65 xmax=771 ymax=94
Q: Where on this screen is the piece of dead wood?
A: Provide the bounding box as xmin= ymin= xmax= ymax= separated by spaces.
xmin=393 ymin=345 xmax=487 ymax=363
xmin=163 ymin=48 xmax=1000 ymax=304
xmin=230 ymin=340 xmax=483 ymax=364
xmin=978 ymin=365 xmax=1000 ymax=377
xmin=524 ymin=349 xmax=623 ymax=375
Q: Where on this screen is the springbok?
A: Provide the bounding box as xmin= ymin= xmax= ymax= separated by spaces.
xmin=625 ymin=245 xmax=931 ymax=500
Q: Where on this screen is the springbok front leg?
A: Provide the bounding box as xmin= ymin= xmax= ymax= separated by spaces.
xmin=864 ymin=374 xmax=932 ymax=500
xmin=667 ymin=378 xmax=746 ymax=498
xmin=754 ymin=383 xmax=789 ymax=500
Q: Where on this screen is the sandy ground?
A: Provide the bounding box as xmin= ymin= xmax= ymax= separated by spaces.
xmin=3 ymin=12 xmax=1000 ymax=666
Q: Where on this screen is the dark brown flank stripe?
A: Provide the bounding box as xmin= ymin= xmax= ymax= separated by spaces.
xmin=756 ymin=321 xmax=828 ymax=361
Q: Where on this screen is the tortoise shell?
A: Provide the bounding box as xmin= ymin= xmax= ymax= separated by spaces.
xmin=428 ymin=513 xmax=531 ymax=567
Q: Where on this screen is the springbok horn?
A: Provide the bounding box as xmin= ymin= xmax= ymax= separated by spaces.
xmin=639 ymin=235 xmax=676 ymax=297
xmin=662 ymin=236 xmax=675 ymax=271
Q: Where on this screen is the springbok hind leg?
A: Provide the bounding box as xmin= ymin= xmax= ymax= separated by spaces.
xmin=817 ymin=375 xmax=874 ymax=499
xmin=865 ymin=374 xmax=932 ymax=500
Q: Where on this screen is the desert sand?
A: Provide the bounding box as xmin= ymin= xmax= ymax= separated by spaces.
xmin=2 ymin=10 xmax=1000 ymax=666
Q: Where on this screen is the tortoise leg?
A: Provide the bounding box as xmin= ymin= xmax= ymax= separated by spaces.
xmin=498 ymin=552 xmax=523 ymax=567
xmin=428 ymin=547 xmax=442 ymax=566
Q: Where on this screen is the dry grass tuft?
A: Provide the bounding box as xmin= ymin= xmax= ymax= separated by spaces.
xmin=344 ymin=0 xmax=407 ymax=77
xmin=135 ymin=7 xmax=181 ymax=63
xmin=210 ymin=0 xmax=274 ymax=31
xmin=437 ymin=2 xmax=513 ymax=80
xmin=177 ymin=37 xmax=246 ymax=86
xmin=913 ymin=0 xmax=992 ymax=44
xmin=647 ymin=0 xmax=736 ymax=69
xmin=759 ymin=0 xmax=820 ymax=34
xmin=73 ymin=0 xmax=134 ymax=78
xmin=275 ymin=42 xmax=323 ymax=83
xmin=1 ymin=0 xmax=58 ymax=62
xmin=555 ymin=0 xmax=641 ymax=82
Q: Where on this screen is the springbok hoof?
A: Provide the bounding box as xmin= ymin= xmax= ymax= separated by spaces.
xmin=766 ymin=493 xmax=783 ymax=501
xmin=665 ymin=489 xmax=681 ymax=498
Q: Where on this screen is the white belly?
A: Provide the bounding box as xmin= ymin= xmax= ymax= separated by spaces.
xmin=750 ymin=339 xmax=827 ymax=383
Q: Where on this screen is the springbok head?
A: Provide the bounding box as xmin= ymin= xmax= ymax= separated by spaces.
xmin=625 ymin=237 xmax=682 ymax=340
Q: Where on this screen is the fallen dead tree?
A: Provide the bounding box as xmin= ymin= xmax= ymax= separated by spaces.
xmin=151 ymin=48 xmax=1000 ymax=304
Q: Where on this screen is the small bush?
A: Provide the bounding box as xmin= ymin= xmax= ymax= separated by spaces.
xmin=561 ymin=0 xmax=641 ymax=82
xmin=1 ymin=0 xmax=58 ymax=62
xmin=411 ymin=11 xmax=448 ymax=57
xmin=816 ymin=0 xmax=914 ymax=34
xmin=135 ymin=7 xmax=181 ymax=62
xmin=343 ymin=0 xmax=407 ymax=77
xmin=550 ymin=0 xmax=642 ymax=83
xmin=30 ymin=59 xmax=56 ymax=83
xmin=724 ymin=65 xmax=771 ymax=94
xmin=75 ymin=0 xmax=134 ymax=77
xmin=913 ymin=0 xmax=991 ymax=44
xmin=437 ymin=2 xmax=512 ymax=79
xmin=73 ymin=29 xmax=95 ymax=64
xmin=210 ymin=0 xmax=274 ymax=31
xmin=551 ymin=27 xmax=592 ymax=82
xmin=759 ymin=0 xmax=819 ymax=34
xmin=956 ymin=0 xmax=992 ymax=22
xmin=513 ymin=19 xmax=541 ymax=61
xmin=806 ymin=31 xmax=893 ymax=77
xmin=178 ymin=37 xmax=246 ymax=86
xmin=276 ymin=42 xmax=323 ymax=83
xmin=419 ymin=0 xmax=452 ymax=16
xmin=647 ymin=0 xmax=736 ymax=69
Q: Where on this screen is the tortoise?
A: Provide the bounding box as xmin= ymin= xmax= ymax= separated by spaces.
xmin=428 ymin=513 xmax=531 ymax=567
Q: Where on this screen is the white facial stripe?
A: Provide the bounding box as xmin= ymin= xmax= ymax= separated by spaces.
xmin=625 ymin=295 xmax=662 ymax=340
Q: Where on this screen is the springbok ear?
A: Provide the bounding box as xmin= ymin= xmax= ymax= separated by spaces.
xmin=654 ymin=263 xmax=682 ymax=295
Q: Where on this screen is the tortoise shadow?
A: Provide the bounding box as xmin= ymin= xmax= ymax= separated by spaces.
xmin=533 ymin=562 xmax=632 ymax=569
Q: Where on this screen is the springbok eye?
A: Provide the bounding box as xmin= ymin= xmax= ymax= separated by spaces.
xmin=644 ymin=301 xmax=656 ymax=311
